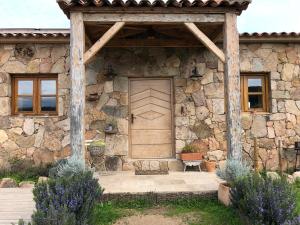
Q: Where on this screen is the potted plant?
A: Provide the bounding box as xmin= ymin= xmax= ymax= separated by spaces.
xmin=216 ymin=158 xmax=251 ymax=206
xmin=180 ymin=144 xmax=203 ymax=161
xmin=204 ymin=158 xmax=217 ymax=172
xmin=88 ymin=140 xmax=105 ymax=157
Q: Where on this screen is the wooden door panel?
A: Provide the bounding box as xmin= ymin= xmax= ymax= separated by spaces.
xmin=131 ymin=144 xmax=172 ymax=158
xmin=130 ymin=79 xmax=173 ymax=159
xmin=131 ymin=130 xmax=172 ymax=145
xmin=131 ymin=115 xmax=171 ymax=130
xmin=131 ymin=97 xmax=171 ymax=110
xmin=131 ymin=89 xmax=170 ymax=102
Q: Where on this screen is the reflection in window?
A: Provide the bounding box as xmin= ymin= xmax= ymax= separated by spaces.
xmin=18 ymin=97 xmax=33 ymax=111
xmin=41 ymin=97 xmax=56 ymax=111
xmin=18 ymin=80 xmax=33 ymax=95
xmin=241 ymin=74 xmax=269 ymax=112
xmin=41 ymin=80 xmax=56 ymax=95
xmin=248 ymin=79 xmax=262 ymax=92
xmin=12 ymin=76 xmax=58 ymax=115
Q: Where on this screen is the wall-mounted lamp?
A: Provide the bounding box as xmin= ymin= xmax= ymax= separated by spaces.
xmin=190 ymin=66 xmax=203 ymax=80
xmin=104 ymin=65 xmax=117 ymax=81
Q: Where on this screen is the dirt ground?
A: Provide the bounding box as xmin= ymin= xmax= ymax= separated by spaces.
xmin=113 ymin=214 xmax=186 ymax=225
xmin=113 ymin=207 xmax=197 ymax=225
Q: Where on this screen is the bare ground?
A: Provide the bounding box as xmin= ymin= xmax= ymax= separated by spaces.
xmin=113 ymin=207 xmax=199 ymax=225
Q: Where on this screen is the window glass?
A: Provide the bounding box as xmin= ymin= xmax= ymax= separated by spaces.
xmin=18 ymin=97 xmax=33 ymax=111
xmin=18 ymin=80 xmax=33 ymax=95
xmin=41 ymin=97 xmax=56 ymax=111
xmin=248 ymin=95 xmax=263 ymax=109
xmin=248 ymin=78 xmax=262 ymax=93
xmin=41 ymin=80 xmax=56 ymax=95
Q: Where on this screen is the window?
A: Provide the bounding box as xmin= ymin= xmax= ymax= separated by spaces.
xmin=241 ymin=74 xmax=269 ymax=112
xmin=12 ymin=75 xmax=58 ymax=115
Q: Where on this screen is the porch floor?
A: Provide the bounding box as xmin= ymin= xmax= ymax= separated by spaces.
xmin=96 ymin=171 xmax=221 ymax=194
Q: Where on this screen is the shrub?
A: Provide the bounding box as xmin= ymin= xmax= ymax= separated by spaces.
xmin=231 ymin=173 xmax=298 ymax=225
xmin=216 ymin=158 xmax=251 ymax=185
xmin=0 ymin=158 xmax=52 ymax=183
xmin=32 ymin=170 xmax=103 ymax=225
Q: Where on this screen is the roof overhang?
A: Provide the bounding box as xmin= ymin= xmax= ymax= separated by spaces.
xmin=57 ymin=0 xmax=252 ymax=17
xmin=1 ymin=29 xmax=300 ymax=45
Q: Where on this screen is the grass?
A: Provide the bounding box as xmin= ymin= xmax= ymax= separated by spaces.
xmin=295 ymin=179 xmax=300 ymax=214
xmin=89 ymin=197 xmax=242 ymax=225
xmin=0 ymin=158 xmax=52 ymax=184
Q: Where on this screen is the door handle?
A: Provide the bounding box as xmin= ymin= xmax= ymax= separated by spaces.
xmin=131 ymin=114 xmax=136 ymax=124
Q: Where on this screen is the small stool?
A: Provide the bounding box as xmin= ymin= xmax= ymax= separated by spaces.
xmin=183 ymin=160 xmax=202 ymax=172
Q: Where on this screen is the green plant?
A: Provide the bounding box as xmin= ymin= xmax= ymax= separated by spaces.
xmin=0 ymin=158 xmax=52 ymax=183
xmin=54 ymin=156 xmax=86 ymax=178
xmin=32 ymin=205 xmax=76 ymax=225
xmin=216 ymin=158 xmax=251 ymax=186
xmin=90 ymin=140 xmax=105 ymax=147
xmin=14 ymin=219 xmax=31 ymax=225
xmin=181 ymin=144 xmax=197 ymax=153
xmin=231 ymin=173 xmax=298 ymax=225
xmin=32 ymin=170 xmax=103 ymax=225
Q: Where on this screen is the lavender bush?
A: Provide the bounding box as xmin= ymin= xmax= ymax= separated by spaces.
xmin=32 ymin=171 xmax=103 ymax=225
xmin=216 ymin=158 xmax=251 ymax=185
xmin=231 ymin=174 xmax=298 ymax=225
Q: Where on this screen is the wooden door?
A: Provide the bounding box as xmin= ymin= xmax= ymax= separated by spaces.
xmin=130 ymin=79 xmax=173 ymax=159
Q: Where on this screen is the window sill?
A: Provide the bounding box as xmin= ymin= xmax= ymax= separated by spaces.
xmin=242 ymin=111 xmax=271 ymax=116
xmin=11 ymin=114 xmax=60 ymax=118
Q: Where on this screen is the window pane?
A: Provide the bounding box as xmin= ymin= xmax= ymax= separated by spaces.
xmin=18 ymin=97 xmax=33 ymax=111
xmin=248 ymin=95 xmax=263 ymax=109
xmin=18 ymin=80 xmax=33 ymax=95
xmin=248 ymin=78 xmax=262 ymax=92
xmin=41 ymin=97 xmax=56 ymax=111
xmin=41 ymin=80 xmax=56 ymax=95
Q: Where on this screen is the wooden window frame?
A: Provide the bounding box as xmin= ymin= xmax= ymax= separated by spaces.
xmin=241 ymin=74 xmax=269 ymax=112
xmin=12 ymin=74 xmax=58 ymax=116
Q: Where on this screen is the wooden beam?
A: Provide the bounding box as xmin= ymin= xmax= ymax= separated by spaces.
xmin=70 ymin=12 xmax=86 ymax=164
xmin=184 ymin=22 xmax=225 ymax=63
xmin=84 ymin=22 xmax=125 ymax=64
xmin=223 ymin=13 xmax=242 ymax=160
xmin=83 ymin=13 xmax=224 ymax=24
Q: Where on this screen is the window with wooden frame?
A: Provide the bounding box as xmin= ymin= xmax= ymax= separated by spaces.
xmin=12 ymin=75 xmax=58 ymax=115
xmin=241 ymin=74 xmax=269 ymax=112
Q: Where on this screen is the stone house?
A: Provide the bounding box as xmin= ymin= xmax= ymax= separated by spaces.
xmin=0 ymin=0 xmax=299 ymax=171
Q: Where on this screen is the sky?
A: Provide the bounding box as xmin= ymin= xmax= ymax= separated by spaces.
xmin=0 ymin=0 xmax=299 ymax=33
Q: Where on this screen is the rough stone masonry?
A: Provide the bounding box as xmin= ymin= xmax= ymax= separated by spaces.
xmin=0 ymin=42 xmax=299 ymax=171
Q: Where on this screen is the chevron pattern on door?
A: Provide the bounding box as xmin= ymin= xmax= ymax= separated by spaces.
xmin=130 ymin=79 xmax=173 ymax=159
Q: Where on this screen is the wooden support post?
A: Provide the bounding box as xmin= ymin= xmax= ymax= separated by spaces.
xmin=224 ymin=13 xmax=242 ymax=160
xmin=84 ymin=22 xmax=125 ymax=64
xmin=70 ymin=12 xmax=85 ymax=164
xmin=184 ymin=22 xmax=225 ymax=63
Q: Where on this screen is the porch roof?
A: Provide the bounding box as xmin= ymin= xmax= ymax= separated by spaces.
xmin=57 ymin=0 xmax=252 ymax=16
xmin=1 ymin=29 xmax=300 ymax=44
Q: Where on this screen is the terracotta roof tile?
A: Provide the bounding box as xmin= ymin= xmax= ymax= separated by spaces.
xmin=1 ymin=29 xmax=300 ymax=43
xmin=57 ymin=0 xmax=251 ymax=14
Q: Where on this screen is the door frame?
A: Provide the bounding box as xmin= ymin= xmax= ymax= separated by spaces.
xmin=128 ymin=77 xmax=175 ymax=159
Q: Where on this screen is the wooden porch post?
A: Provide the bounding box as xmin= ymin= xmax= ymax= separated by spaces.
xmin=224 ymin=13 xmax=242 ymax=160
xmin=70 ymin=12 xmax=85 ymax=163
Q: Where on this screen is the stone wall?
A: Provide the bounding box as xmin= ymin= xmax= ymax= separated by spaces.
xmin=0 ymin=42 xmax=300 ymax=171
xmin=0 ymin=43 xmax=71 ymax=168
xmin=240 ymin=43 xmax=300 ymax=170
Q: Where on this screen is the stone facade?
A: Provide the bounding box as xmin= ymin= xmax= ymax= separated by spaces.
xmin=0 ymin=42 xmax=300 ymax=171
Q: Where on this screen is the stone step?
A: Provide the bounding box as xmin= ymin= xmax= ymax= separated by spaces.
xmin=130 ymin=159 xmax=184 ymax=172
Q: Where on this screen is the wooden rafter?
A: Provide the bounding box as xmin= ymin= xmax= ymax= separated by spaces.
xmin=184 ymin=22 xmax=225 ymax=63
xmin=84 ymin=22 xmax=125 ymax=64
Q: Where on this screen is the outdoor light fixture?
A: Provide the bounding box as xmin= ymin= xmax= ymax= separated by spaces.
xmin=104 ymin=65 xmax=117 ymax=80
xmin=190 ymin=66 xmax=202 ymax=80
